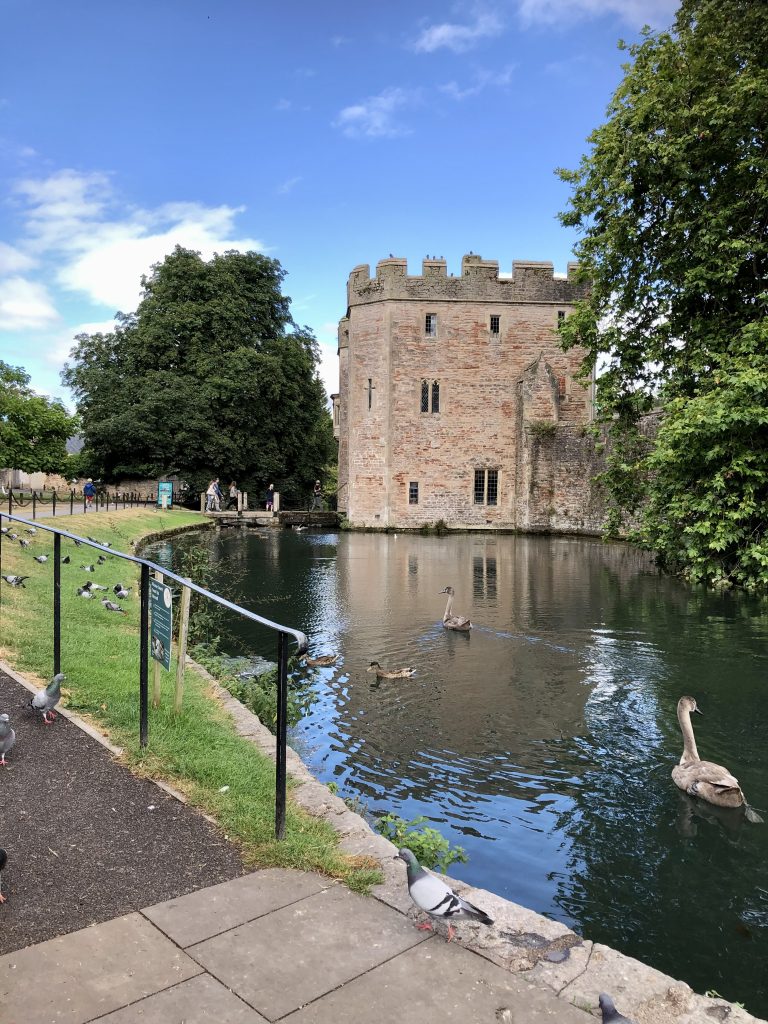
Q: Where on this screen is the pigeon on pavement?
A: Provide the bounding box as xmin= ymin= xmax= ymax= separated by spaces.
xmin=0 ymin=848 xmax=6 ymax=903
xmin=102 ymin=599 xmax=126 ymax=614
xmin=396 ymin=848 xmax=493 ymax=941
xmin=33 ymin=554 xmax=48 ymax=563
xmin=599 ymin=994 xmax=638 ymax=1024
xmin=2 ymin=575 xmax=29 ymax=587
xmin=0 ymin=714 xmax=15 ymax=767
xmin=30 ymin=673 xmax=65 ymax=724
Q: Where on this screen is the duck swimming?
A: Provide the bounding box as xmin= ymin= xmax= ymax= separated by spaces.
xmin=672 ymin=696 xmax=762 ymax=822
xmin=367 ymin=661 xmax=416 ymax=679
xmin=302 ymin=653 xmax=338 ymax=667
xmin=440 ymin=586 xmax=472 ymax=631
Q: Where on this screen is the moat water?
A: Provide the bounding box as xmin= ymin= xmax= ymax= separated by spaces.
xmin=148 ymin=528 xmax=768 ymax=1016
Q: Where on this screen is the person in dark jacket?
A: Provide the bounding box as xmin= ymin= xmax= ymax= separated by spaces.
xmin=265 ymin=483 xmax=275 ymax=512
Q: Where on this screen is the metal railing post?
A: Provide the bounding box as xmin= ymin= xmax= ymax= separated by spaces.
xmin=275 ymin=630 xmax=289 ymax=840
xmin=139 ymin=563 xmax=150 ymax=747
xmin=52 ymin=490 xmax=57 ymax=517
xmin=70 ymin=489 xmax=74 ymax=515
xmin=53 ymin=532 xmax=61 ymax=675
xmin=32 ymin=491 xmax=37 ymax=519
xmin=8 ymin=491 xmax=12 ymax=515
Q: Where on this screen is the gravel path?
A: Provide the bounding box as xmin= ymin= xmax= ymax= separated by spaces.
xmin=0 ymin=668 xmax=245 ymax=953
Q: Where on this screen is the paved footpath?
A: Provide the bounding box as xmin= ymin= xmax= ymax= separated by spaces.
xmin=0 ymin=868 xmax=589 ymax=1024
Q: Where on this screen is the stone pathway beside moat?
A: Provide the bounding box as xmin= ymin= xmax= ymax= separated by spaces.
xmin=0 ymin=659 xmax=763 ymax=1024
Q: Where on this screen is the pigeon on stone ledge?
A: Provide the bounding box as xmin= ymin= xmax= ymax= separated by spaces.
xmin=30 ymin=673 xmax=65 ymax=724
xmin=0 ymin=714 xmax=15 ymax=767
xmin=599 ymin=994 xmax=637 ymax=1024
xmin=396 ymin=847 xmax=493 ymax=941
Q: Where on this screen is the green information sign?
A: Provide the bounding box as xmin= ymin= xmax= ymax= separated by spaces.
xmin=157 ymin=481 xmax=173 ymax=509
xmin=150 ymin=579 xmax=172 ymax=671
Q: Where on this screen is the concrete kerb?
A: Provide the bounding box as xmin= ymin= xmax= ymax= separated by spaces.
xmin=1 ymin=649 xmax=761 ymax=1018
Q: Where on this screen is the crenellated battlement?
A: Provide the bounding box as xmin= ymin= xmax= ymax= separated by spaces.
xmin=347 ymin=254 xmax=586 ymax=307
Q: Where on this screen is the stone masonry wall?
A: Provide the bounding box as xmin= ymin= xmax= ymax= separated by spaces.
xmin=339 ymin=254 xmax=593 ymax=530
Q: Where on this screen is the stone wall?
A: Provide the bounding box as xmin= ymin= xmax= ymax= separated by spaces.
xmin=338 ymin=254 xmax=595 ymax=530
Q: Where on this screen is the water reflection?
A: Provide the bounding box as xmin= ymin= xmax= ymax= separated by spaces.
xmin=149 ymin=528 xmax=768 ymax=1017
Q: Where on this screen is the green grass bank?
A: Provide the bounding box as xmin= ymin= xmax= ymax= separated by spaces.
xmin=0 ymin=508 xmax=380 ymax=891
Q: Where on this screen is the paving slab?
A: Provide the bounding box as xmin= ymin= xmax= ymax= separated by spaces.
xmin=0 ymin=913 xmax=202 ymax=1024
xmin=94 ymin=973 xmax=269 ymax=1024
xmin=282 ymin=939 xmax=591 ymax=1024
xmin=187 ymin=884 xmax=430 ymax=1021
xmin=143 ymin=869 xmax=331 ymax=948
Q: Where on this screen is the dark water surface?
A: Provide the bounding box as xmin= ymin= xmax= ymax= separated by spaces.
xmin=150 ymin=528 xmax=768 ymax=1015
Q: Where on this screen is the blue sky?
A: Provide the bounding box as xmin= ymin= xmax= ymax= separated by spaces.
xmin=0 ymin=0 xmax=678 ymax=408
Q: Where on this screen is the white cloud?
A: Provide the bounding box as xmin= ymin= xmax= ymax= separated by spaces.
xmin=439 ymin=64 xmax=515 ymax=100
xmin=11 ymin=170 xmax=266 ymax=313
xmin=0 ymin=276 xmax=59 ymax=330
xmin=277 ymin=176 xmax=302 ymax=195
xmin=411 ymin=10 xmax=502 ymax=53
xmin=515 ymin=0 xmax=678 ymax=29
xmin=0 ymin=241 xmax=36 ymax=274
xmin=334 ymin=87 xmax=415 ymax=139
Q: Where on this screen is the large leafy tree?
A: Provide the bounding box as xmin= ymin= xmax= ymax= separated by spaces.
xmin=62 ymin=247 xmax=335 ymax=501
xmin=558 ymin=0 xmax=768 ymax=589
xmin=0 ymin=361 xmax=77 ymax=474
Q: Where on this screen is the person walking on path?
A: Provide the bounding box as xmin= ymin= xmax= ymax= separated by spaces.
xmin=311 ymin=480 xmax=322 ymax=510
xmin=265 ymin=483 xmax=275 ymax=512
xmin=227 ymin=481 xmax=238 ymax=511
xmin=83 ymin=478 xmax=96 ymax=510
xmin=206 ymin=478 xmax=221 ymax=512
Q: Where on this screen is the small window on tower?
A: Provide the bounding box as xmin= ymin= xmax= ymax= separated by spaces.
xmin=409 ymin=481 xmax=419 ymax=505
xmin=425 ymin=313 xmax=437 ymax=337
xmin=490 ymin=314 xmax=500 ymax=335
xmin=557 ymin=309 xmax=566 ymax=325
xmin=421 ymin=379 xmax=429 ymax=413
xmin=431 ymin=380 xmax=440 ymax=413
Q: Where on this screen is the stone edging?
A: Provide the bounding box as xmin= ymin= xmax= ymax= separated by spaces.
xmin=193 ymin=661 xmax=762 ymax=1024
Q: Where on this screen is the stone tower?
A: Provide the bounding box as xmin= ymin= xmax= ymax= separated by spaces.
xmin=336 ymin=254 xmax=592 ymax=530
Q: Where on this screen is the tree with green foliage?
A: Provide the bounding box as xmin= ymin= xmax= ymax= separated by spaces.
xmin=0 ymin=361 xmax=77 ymax=474
xmin=62 ymin=246 xmax=335 ymax=501
xmin=558 ymin=0 xmax=768 ymax=589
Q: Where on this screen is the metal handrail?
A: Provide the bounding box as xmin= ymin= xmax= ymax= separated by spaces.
xmin=0 ymin=510 xmax=307 ymax=839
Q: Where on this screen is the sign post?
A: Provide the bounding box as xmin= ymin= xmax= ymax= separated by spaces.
xmin=157 ymin=481 xmax=173 ymax=510
xmin=150 ymin=577 xmax=172 ymax=690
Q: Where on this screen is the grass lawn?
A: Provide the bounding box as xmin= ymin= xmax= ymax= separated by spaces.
xmin=0 ymin=508 xmax=380 ymax=891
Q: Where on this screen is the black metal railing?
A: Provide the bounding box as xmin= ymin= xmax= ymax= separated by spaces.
xmin=0 ymin=511 xmax=307 ymax=839
xmin=4 ymin=489 xmax=161 ymax=518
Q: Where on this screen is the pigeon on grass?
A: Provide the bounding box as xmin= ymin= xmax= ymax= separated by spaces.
xmin=80 ymin=564 xmax=95 ymax=572
xmin=102 ymin=599 xmax=126 ymax=614
xmin=25 ymin=527 xmax=37 ymax=535
xmin=18 ymin=538 xmax=30 ymax=548
xmin=77 ymin=587 xmax=94 ymax=598
xmin=2 ymin=575 xmax=29 ymax=587
xmin=7 ymin=533 xmax=18 ymax=540
xmin=33 ymin=554 xmax=49 ymax=564
xmin=61 ymin=555 xmax=71 ymax=564
xmin=114 ymin=584 xmax=132 ymax=599
xmin=97 ymin=555 xmax=107 ymax=565
xmin=599 ymin=994 xmax=637 ymax=1024
xmin=0 ymin=714 xmax=15 ymax=767
xmin=0 ymin=848 xmax=6 ymax=904
xmin=0 ymin=526 xmax=8 ymax=534
xmin=396 ymin=847 xmax=493 ymax=941
xmin=30 ymin=673 xmax=65 ymax=724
